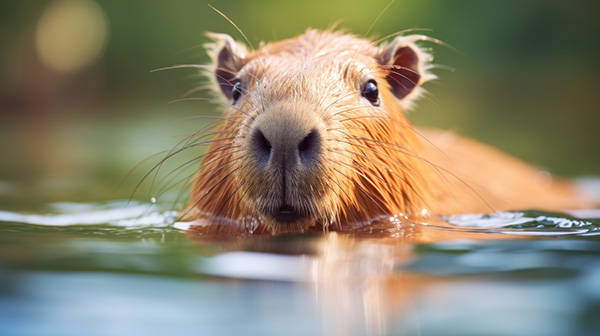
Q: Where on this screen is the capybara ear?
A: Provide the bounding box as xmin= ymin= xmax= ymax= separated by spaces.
xmin=205 ymin=33 xmax=248 ymax=100
xmin=377 ymin=36 xmax=434 ymax=104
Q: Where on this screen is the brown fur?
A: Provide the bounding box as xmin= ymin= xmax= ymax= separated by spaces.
xmin=185 ymin=29 xmax=590 ymax=232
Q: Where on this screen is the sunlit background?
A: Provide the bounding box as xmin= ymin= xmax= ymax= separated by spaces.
xmin=1 ymin=2 xmax=600 ymax=335
xmin=1 ymin=0 xmax=599 ymax=207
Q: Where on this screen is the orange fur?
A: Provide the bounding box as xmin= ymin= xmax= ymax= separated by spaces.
xmin=185 ymin=30 xmax=590 ymax=232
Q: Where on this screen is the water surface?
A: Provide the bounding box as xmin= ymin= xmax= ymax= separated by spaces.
xmin=1 ymin=198 xmax=599 ymax=336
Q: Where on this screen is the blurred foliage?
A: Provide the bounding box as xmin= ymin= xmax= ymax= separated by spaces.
xmin=0 ymin=0 xmax=599 ymax=204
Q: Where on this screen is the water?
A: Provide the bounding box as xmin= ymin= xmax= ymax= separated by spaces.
xmin=1 ymin=199 xmax=600 ymax=336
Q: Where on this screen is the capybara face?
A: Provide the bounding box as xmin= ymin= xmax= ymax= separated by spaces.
xmin=186 ymin=30 xmax=434 ymax=232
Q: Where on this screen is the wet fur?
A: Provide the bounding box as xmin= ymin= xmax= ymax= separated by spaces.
xmin=185 ymin=29 xmax=589 ymax=233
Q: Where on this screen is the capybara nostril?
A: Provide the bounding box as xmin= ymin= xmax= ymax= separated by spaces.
xmin=298 ymin=129 xmax=321 ymax=167
xmin=251 ymin=121 xmax=320 ymax=171
xmin=186 ymin=30 xmax=593 ymax=233
xmin=251 ymin=128 xmax=272 ymax=167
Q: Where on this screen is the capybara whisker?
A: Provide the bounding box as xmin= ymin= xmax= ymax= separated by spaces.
xmin=172 ymin=28 xmax=593 ymax=232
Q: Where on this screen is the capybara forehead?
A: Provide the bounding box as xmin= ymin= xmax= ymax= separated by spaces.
xmin=240 ymin=31 xmax=381 ymax=82
xmin=255 ymin=30 xmax=379 ymax=59
xmin=239 ymin=54 xmax=376 ymax=99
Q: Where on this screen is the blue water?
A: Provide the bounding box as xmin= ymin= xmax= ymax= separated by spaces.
xmin=0 ymin=200 xmax=599 ymax=336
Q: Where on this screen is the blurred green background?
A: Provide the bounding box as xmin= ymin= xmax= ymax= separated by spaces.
xmin=1 ymin=0 xmax=599 ymax=206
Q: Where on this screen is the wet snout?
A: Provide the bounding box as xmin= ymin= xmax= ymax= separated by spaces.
xmin=251 ymin=120 xmax=320 ymax=170
xmin=247 ymin=105 xmax=323 ymax=223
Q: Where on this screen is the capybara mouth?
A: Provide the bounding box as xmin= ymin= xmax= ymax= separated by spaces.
xmin=181 ymin=29 xmax=594 ymax=233
xmin=270 ymin=204 xmax=305 ymax=224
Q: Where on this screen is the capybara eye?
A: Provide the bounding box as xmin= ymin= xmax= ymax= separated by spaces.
xmin=232 ymin=80 xmax=243 ymax=102
xmin=361 ymin=79 xmax=380 ymax=106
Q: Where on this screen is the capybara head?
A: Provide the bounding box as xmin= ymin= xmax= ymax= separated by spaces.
xmin=187 ymin=30 xmax=435 ymax=232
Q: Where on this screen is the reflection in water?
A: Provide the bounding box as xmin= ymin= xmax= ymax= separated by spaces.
xmin=310 ymin=234 xmax=417 ymax=335
xmin=185 ymin=229 xmax=427 ymax=335
xmin=185 ymin=209 xmax=600 ymax=335
xmin=0 ymin=204 xmax=599 ymax=335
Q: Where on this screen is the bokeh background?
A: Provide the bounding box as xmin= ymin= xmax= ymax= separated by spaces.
xmin=1 ymin=0 xmax=599 ymax=208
